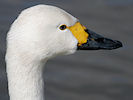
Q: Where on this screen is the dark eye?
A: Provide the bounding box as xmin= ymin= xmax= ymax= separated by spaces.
xmin=59 ymin=25 xmax=67 ymax=30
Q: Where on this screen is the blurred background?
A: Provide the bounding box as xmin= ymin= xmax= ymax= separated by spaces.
xmin=0 ymin=0 xmax=133 ymax=100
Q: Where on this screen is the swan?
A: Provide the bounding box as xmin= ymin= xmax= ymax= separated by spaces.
xmin=5 ymin=4 xmax=122 ymax=100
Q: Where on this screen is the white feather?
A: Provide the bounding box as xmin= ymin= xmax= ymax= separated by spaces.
xmin=6 ymin=4 xmax=79 ymax=100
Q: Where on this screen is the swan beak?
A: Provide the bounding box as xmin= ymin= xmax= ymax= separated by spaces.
xmin=69 ymin=22 xmax=123 ymax=50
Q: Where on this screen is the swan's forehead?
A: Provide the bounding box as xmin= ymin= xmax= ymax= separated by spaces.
xmin=26 ymin=5 xmax=78 ymax=26
xmin=45 ymin=9 xmax=77 ymax=26
xmin=48 ymin=11 xmax=77 ymax=26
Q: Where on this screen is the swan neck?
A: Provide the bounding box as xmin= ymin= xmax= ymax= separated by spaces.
xmin=6 ymin=55 xmax=47 ymax=100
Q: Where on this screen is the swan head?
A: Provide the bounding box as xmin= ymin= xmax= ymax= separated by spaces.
xmin=7 ymin=5 xmax=122 ymax=61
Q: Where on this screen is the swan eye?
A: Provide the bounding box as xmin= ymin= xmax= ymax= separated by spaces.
xmin=59 ymin=25 xmax=67 ymax=30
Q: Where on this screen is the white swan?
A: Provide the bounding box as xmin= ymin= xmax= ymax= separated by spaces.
xmin=5 ymin=4 xmax=122 ymax=100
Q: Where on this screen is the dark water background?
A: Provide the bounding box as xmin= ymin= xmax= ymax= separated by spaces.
xmin=0 ymin=0 xmax=133 ymax=100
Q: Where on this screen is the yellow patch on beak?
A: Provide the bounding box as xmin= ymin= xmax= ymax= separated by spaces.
xmin=68 ymin=22 xmax=89 ymax=46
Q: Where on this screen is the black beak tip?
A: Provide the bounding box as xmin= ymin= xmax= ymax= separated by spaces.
xmin=106 ymin=40 xmax=123 ymax=50
xmin=114 ymin=40 xmax=123 ymax=49
xmin=103 ymin=40 xmax=123 ymax=50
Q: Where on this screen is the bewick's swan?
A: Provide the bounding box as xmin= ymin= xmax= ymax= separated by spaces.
xmin=5 ymin=4 xmax=122 ymax=100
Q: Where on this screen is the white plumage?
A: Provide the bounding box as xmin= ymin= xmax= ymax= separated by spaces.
xmin=6 ymin=4 xmax=78 ymax=100
xmin=5 ymin=4 xmax=122 ymax=100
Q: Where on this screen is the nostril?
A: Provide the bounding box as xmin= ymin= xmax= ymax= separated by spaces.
xmin=85 ymin=29 xmax=89 ymax=33
xmin=95 ymin=38 xmax=104 ymax=43
xmin=85 ymin=29 xmax=90 ymax=36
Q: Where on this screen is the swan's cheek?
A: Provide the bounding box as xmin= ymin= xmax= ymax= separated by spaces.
xmin=64 ymin=47 xmax=76 ymax=55
xmin=65 ymin=36 xmax=78 ymax=55
xmin=65 ymin=47 xmax=77 ymax=55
